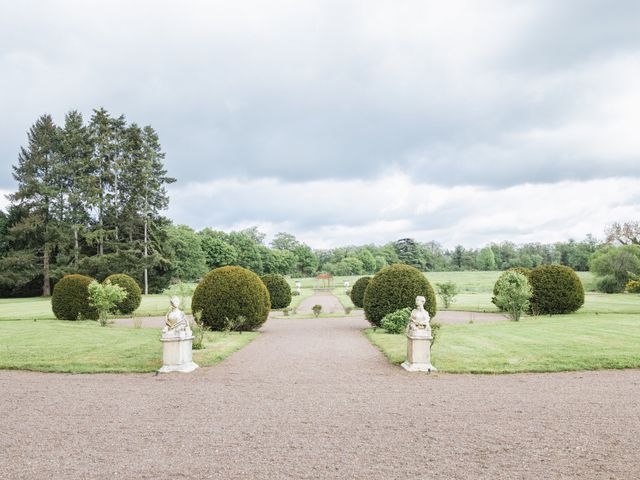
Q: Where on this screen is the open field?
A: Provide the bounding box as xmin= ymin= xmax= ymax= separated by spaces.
xmin=365 ymin=312 xmax=640 ymax=373
xmin=0 ymin=320 xmax=257 ymax=373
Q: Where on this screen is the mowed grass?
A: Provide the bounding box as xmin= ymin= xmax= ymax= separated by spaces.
xmin=0 ymin=319 xmax=257 ymax=373
xmin=365 ymin=313 xmax=640 ymax=373
xmin=0 ymin=294 xmax=189 ymax=321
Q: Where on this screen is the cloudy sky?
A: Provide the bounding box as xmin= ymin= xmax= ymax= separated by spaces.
xmin=1 ymin=1 xmax=639 ymax=248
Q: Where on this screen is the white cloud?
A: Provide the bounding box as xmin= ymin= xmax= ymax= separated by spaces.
xmin=0 ymin=190 xmax=10 ymax=211
xmin=168 ymin=175 xmax=640 ymax=248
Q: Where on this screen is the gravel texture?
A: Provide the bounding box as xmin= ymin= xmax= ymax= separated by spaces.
xmin=2 ymin=312 xmax=639 ymax=479
xmin=297 ymin=289 xmax=344 ymax=314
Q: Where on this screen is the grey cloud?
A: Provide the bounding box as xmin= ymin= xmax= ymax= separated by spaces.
xmin=1 ymin=0 xmax=640 ymax=192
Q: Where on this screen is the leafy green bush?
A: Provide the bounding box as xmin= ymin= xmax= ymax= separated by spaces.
xmin=626 ymin=280 xmax=640 ymax=293
xmin=436 ymin=281 xmax=458 ymax=309
xmin=590 ymin=245 xmax=640 ymax=292
xmin=88 ymin=280 xmax=127 ymax=326
xmin=363 ymin=264 xmax=436 ymax=327
xmin=260 ymin=274 xmax=291 ymax=309
xmin=291 ymin=290 xmax=300 ymax=296
xmin=598 ymin=275 xmax=623 ymax=294
xmin=312 ymin=304 xmax=322 ymax=317
xmin=104 ymin=274 xmax=141 ymax=314
xmin=349 ymin=276 xmax=371 ymax=308
xmin=51 ymin=274 xmax=99 ymax=320
xmin=381 ymin=307 xmax=411 ymax=334
xmin=191 ymin=266 xmax=270 ymax=331
xmin=493 ymin=271 xmax=532 ymax=321
xmin=492 ymin=267 xmax=531 ymax=308
xmin=529 ymin=265 xmax=584 ymax=314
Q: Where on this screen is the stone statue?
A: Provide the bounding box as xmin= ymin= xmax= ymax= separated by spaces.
xmin=159 ymin=296 xmax=198 ymax=373
xmin=162 ymin=296 xmax=191 ymax=338
xmin=406 ymin=295 xmax=431 ymax=336
xmin=402 ymin=295 xmax=436 ymax=372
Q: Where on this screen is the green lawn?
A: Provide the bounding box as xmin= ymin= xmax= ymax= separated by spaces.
xmin=365 ymin=312 xmax=640 ymax=373
xmin=0 ymin=294 xmax=182 ymax=321
xmin=0 ymin=319 xmax=257 ymax=373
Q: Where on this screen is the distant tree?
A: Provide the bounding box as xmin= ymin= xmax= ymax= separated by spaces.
xmin=270 ymin=232 xmax=300 ymax=251
xmin=590 ymin=245 xmax=640 ymax=292
xmin=227 ymin=231 xmax=264 ymax=273
xmin=199 ymin=232 xmax=238 ymax=269
xmin=393 ymin=238 xmax=424 ymax=270
xmin=165 ymin=224 xmax=208 ymax=281
xmin=240 ymin=226 xmax=266 ymax=244
xmin=357 ymin=249 xmax=377 ymax=274
xmin=293 ymin=244 xmax=318 ymax=275
xmin=606 ymin=222 xmax=640 ymax=245
xmin=450 ymin=245 xmax=475 ymax=270
xmin=476 ymin=247 xmax=496 ymax=270
xmin=374 ymin=255 xmax=387 ymax=272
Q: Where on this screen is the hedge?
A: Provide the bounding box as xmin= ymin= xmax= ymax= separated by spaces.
xmin=191 ymin=266 xmax=270 ymax=331
xmin=51 ymin=274 xmax=99 ymax=320
xmin=363 ymin=264 xmax=436 ymax=327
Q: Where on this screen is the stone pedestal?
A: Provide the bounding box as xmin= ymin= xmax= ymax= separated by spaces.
xmin=401 ymin=332 xmax=436 ymax=373
xmin=159 ymin=334 xmax=199 ymax=373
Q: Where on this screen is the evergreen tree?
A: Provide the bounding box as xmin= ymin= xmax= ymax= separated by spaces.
xmin=8 ymin=115 xmax=65 ymax=295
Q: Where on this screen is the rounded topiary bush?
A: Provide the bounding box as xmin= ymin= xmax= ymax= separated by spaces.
xmin=350 ymin=276 xmax=371 ymax=308
xmin=260 ymin=274 xmax=291 ymax=309
xmin=191 ymin=266 xmax=270 ymax=331
xmin=492 ymin=267 xmax=532 ymax=308
xmin=51 ymin=274 xmax=99 ymax=320
xmin=363 ymin=264 xmax=436 ymax=327
xmin=529 ymin=264 xmax=584 ymax=314
xmin=104 ymin=274 xmax=141 ymax=314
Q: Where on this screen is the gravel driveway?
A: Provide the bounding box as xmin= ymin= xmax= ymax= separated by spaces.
xmin=2 ymin=315 xmax=639 ymax=479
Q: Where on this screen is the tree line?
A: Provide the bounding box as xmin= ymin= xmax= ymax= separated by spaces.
xmin=0 ymin=108 xmax=174 ymax=296
xmin=1 ymin=110 xmax=638 ymax=297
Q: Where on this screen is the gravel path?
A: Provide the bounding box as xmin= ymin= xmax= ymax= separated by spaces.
xmin=296 ymin=289 xmax=344 ymax=314
xmin=2 ymin=312 xmax=639 ymax=479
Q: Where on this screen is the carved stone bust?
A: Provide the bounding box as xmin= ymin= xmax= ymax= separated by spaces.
xmin=162 ymin=296 xmax=191 ymax=338
xmin=406 ymin=295 xmax=431 ymax=337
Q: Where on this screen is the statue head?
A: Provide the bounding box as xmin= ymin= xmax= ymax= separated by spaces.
xmin=170 ymin=296 xmax=181 ymax=309
xmin=415 ymin=296 xmax=425 ymax=308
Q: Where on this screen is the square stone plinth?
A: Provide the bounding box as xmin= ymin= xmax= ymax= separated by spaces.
xmin=159 ymin=335 xmax=199 ymax=373
xmin=402 ymin=333 xmax=436 ymax=373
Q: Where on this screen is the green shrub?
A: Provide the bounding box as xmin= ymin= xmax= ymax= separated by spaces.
xmin=493 ymin=271 xmax=532 ymax=321
xmin=436 ymin=281 xmax=458 ymax=309
xmin=626 ymin=280 xmax=640 ymax=293
xmin=104 ymin=274 xmax=141 ymax=314
xmin=260 ymin=274 xmax=291 ymax=309
xmin=191 ymin=266 xmax=270 ymax=331
xmin=381 ymin=307 xmax=411 ymax=334
xmin=291 ymin=290 xmax=300 ymax=296
xmin=312 ymin=304 xmax=322 ymax=317
xmin=492 ymin=267 xmax=531 ymax=307
xmin=529 ymin=265 xmax=584 ymax=314
xmin=349 ymin=276 xmax=371 ymax=308
xmin=363 ymin=264 xmax=436 ymax=327
xmin=51 ymin=274 xmax=99 ymax=320
xmin=598 ymin=275 xmax=624 ymax=294
xmin=88 ymin=280 xmax=127 ymax=326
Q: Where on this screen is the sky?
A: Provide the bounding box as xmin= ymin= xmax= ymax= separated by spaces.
xmin=1 ymin=0 xmax=639 ymax=249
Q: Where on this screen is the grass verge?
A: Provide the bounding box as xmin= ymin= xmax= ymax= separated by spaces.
xmin=0 ymin=319 xmax=257 ymax=373
xmin=364 ymin=312 xmax=640 ymax=374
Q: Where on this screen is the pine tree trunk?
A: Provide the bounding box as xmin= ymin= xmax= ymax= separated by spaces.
xmin=43 ymin=246 xmax=51 ymax=296
xmin=144 ymin=217 xmax=149 ymax=295
xmin=73 ymin=227 xmax=79 ymax=267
